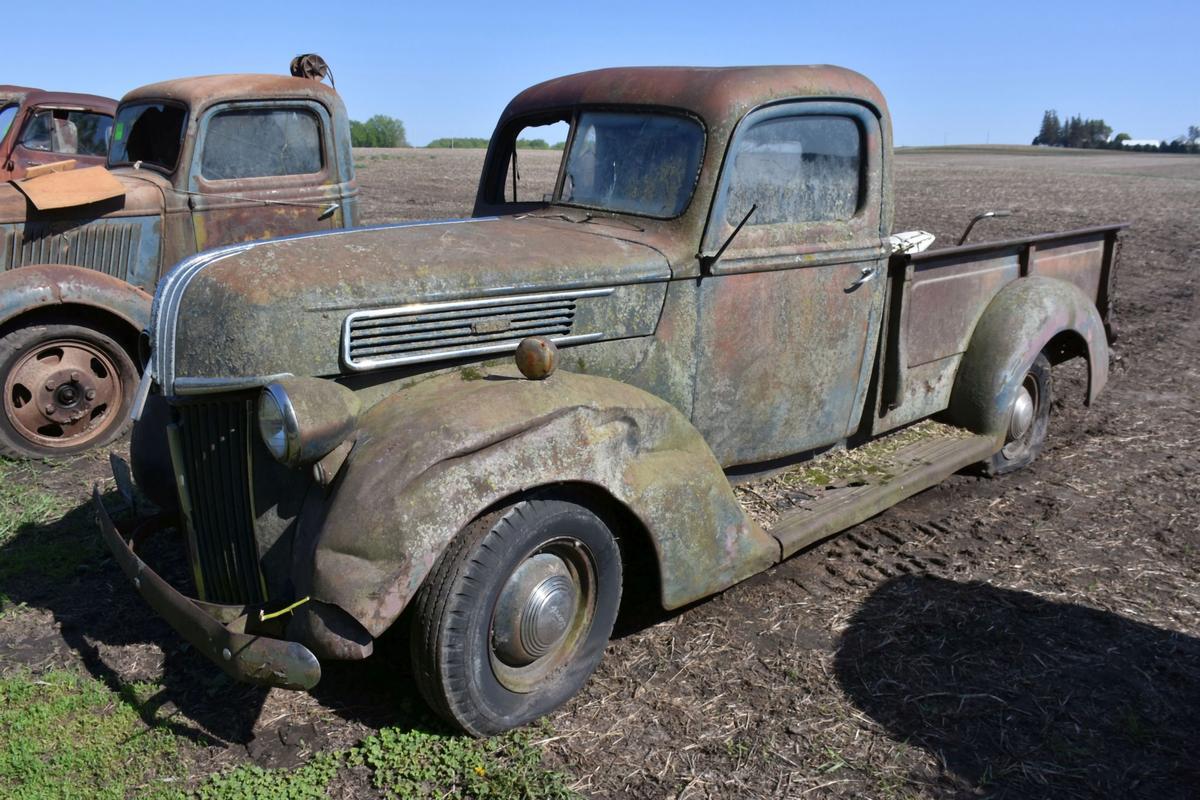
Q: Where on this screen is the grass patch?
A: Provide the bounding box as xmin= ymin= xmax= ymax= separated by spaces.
xmin=191 ymin=726 xmax=577 ymax=800
xmin=0 ymin=460 xmax=60 ymax=545
xmin=0 ymin=460 xmax=106 ymax=590
xmin=0 ymin=670 xmax=183 ymax=799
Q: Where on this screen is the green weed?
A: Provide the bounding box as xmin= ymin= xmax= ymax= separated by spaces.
xmin=0 ymin=670 xmax=182 ymax=799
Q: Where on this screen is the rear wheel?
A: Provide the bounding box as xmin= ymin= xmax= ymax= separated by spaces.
xmin=984 ymin=353 xmax=1052 ymax=476
xmin=410 ymin=497 xmax=622 ymax=736
xmin=0 ymin=322 xmax=137 ymax=459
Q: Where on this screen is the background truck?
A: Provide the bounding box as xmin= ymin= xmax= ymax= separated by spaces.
xmin=103 ymin=66 xmax=1123 ymax=736
xmin=0 ymin=65 xmax=358 ymax=458
xmin=0 ymin=87 xmax=117 ymax=181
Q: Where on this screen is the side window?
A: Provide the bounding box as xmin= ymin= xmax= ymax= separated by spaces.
xmin=19 ymin=110 xmax=113 ymax=156
xmin=501 ymin=119 xmax=569 ymax=202
xmin=724 ymin=115 xmax=861 ymax=226
xmin=0 ymin=105 xmax=17 ymax=139
xmin=201 ymin=108 xmax=323 ymax=180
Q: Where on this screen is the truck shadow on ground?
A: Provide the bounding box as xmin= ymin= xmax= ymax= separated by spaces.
xmin=835 ymin=574 xmax=1200 ymax=799
xmin=0 ymin=493 xmax=435 ymax=760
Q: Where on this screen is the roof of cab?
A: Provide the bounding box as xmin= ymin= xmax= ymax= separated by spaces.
xmin=499 ymin=66 xmax=889 ymax=131
xmin=120 ymin=74 xmax=342 ymax=112
xmin=0 ymin=86 xmax=116 ymax=112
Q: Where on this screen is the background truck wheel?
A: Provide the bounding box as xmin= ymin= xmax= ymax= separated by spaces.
xmin=984 ymin=353 xmax=1052 ymax=476
xmin=0 ymin=322 xmax=137 ymax=459
xmin=410 ymin=497 xmax=622 ymax=736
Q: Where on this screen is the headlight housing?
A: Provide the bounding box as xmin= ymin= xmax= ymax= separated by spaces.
xmin=258 ymin=384 xmax=299 ymax=464
xmin=257 ymin=378 xmax=360 ymax=467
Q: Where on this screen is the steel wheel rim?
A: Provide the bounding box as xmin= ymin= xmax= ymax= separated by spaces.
xmin=489 ymin=537 xmax=597 ymax=694
xmin=3 ymin=338 xmax=123 ymax=449
xmin=1002 ymin=373 xmax=1039 ymax=459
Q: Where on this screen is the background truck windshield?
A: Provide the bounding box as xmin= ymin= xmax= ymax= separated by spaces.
xmin=560 ymin=111 xmax=704 ymax=218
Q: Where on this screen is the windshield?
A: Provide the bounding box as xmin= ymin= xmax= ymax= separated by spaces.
xmin=108 ymin=102 xmax=187 ymax=172
xmin=558 ymin=111 xmax=704 ymax=218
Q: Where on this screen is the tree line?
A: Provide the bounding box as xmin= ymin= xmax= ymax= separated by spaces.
xmin=1034 ymin=110 xmax=1199 ymax=153
xmin=425 ymin=137 xmax=566 ymax=150
xmin=350 ymin=115 xmax=408 ymax=148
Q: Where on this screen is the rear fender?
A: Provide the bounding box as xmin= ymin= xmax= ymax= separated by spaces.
xmin=0 ymin=263 xmax=152 ymax=336
xmin=949 ymin=275 xmax=1108 ymax=441
xmin=304 ymin=366 xmax=778 ymax=638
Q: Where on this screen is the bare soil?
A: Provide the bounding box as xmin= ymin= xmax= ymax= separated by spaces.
xmin=2 ymin=146 xmax=1197 ymax=798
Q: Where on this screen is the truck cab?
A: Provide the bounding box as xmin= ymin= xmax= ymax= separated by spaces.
xmin=0 ymin=69 xmax=357 ymax=458
xmin=0 ymin=87 xmax=117 ymax=181
xmin=103 ymin=66 xmax=1122 ymax=738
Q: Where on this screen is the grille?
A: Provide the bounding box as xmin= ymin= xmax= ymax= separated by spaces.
xmin=2 ymin=222 xmax=141 ymax=281
xmin=342 ymin=288 xmax=611 ymax=370
xmin=174 ymin=399 xmax=265 ymax=604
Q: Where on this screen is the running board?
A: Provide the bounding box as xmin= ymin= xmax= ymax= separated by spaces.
xmin=734 ymin=424 xmax=996 ymax=559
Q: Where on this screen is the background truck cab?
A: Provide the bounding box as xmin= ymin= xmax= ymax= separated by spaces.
xmin=0 ymin=68 xmax=357 ymax=458
xmin=0 ymin=87 xmax=117 ymax=181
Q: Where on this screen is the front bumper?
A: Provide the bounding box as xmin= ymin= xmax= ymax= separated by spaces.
xmin=94 ymin=486 xmax=322 ymax=690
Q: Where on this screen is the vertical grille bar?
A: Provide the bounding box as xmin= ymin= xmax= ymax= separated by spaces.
xmin=175 ymin=398 xmax=265 ymax=604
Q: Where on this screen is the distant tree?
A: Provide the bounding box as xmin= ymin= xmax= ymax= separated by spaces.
xmin=1187 ymin=125 xmax=1200 ymax=145
xmin=426 ymin=137 xmax=490 ymax=148
xmin=350 ymin=115 xmax=408 ymax=148
xmin=1033 ymin=110 xmax=1062 ymax=146
xmin=517 ymin=138 xmax=551 ymax=150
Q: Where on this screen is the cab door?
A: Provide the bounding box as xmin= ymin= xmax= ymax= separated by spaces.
xmin=187 ymin=101 xmax=342 ymax=251
xmin=691 ymin=101 xmax=890 ymax=466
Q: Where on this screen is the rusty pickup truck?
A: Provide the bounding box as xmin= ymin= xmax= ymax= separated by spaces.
xmin=100 ymin=66 xmax=1124 ymax=736
xmin=0 ymin=66 xmax=357 ymax=458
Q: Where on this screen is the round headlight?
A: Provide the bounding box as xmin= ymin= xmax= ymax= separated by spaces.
xmin=258 ymin=384 xmax=298 ymax=463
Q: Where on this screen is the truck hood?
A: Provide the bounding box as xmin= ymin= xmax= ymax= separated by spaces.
xmin=0 ymin=167 xmax=168 ymax=223
xmin=153 ymin=216 xmax=673 ymax=392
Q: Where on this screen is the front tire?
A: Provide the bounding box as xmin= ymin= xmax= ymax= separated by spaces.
xmin=983 ymin=352 xmax=1052 ymax=476
xmin=0 ymin=322 xmax=137 ymax=459
xmin=410 ymin=497 xmax=622 ymax=736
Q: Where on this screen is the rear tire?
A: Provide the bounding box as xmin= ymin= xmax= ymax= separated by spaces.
xmin=0 ymin=322 xmax=137 ymax=459
xmin=983 ymin=353 xmax=1052 ymax=476
xmin=410 ymin=497 xmax=622 ymax=736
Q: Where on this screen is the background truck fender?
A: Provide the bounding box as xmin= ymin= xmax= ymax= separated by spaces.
xmin=0 ymin=263 xmax=152 ymax=335
xmin=948 ymin=275 xmax=1109 ymax=441
xmin=304 ymin=366 xmax=779 ymax=638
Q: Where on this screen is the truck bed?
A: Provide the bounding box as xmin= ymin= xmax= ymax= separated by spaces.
xmin=873 ymin=223 xmax=1126 ymax=434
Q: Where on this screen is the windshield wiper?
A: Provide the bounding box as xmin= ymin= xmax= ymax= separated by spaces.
xmin=518 ymin=210 xmax=645 ymax=233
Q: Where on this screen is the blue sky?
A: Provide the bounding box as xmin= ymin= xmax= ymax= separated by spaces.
xmin=7 ymin=0 xmax=1195 ymax=146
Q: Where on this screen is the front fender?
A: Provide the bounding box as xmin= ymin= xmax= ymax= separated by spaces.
xmin=949 ymin=275 xmax=1109 ymax=440
xmin=0 ymin=263 xmax=152 ymax=332
xmin=305 ymin=366 xmax=778 ymax=637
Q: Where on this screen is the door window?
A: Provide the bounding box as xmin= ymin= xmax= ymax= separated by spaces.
xmin=19 ymin=109 xmax=113 ymax=156
xmin=0 ymin=105 xmax=16 ymax=139
xmin=201 ymin=108 xmax=323 ymax=180
xmin=723 ymin=115 xmax=861 ymax=227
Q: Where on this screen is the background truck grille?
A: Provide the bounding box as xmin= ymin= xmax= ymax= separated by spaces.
xmin=2 ymin=222 xmax=142 ymax=282
xmin=174 ymin=399 xmax=266 ymax=604
xmin=342 ymin=288 xmax=612 ymax=370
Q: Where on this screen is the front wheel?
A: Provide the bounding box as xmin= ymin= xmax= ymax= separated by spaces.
xmin=984 ymin=353 xmax=1052 ymax=476
xmin=410 ymin=497 xmax=622 ymax=736
xmin=0 ymin=322 xmax=137 ymax=459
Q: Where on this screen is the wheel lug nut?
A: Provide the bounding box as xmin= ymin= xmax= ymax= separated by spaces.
xmin=44 ymin=404 xmax=56 ymax=414
xmin=85 ymin=389 xmax=96 ymax=401
xmin=45 ymin=380 xmax=56 ymax=391
xmin=70 ymin=371 xmax=80 ymax=382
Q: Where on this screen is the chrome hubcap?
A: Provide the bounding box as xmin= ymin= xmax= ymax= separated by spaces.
xmin=1009 ymin=384 xmax=1035 ymax=441
xmin=493 ymin=553 xmax=580 ymax=666
xmin=490 ymin=538 xmax=595 ymax=693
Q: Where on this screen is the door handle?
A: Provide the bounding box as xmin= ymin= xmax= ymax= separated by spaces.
xmin=845 ymin=267 xmax=878 ymax=293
